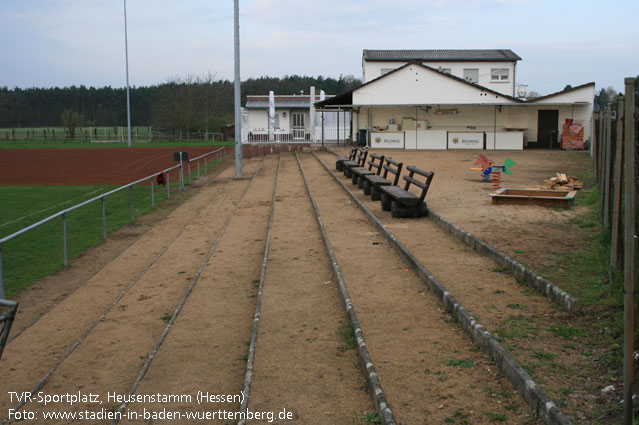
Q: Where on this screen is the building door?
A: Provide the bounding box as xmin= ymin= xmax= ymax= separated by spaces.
xmin=537 ymin=110 xmax=559 ymax=148
xmin=291 ymin=112 xmax=305 ymax=142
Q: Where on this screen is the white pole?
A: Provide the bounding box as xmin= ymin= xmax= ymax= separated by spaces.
xmin=309 ymin=86 xmax=315 ymax=143
xmin=123 ymin=0 xmax=132 ymax=148
xmin=268 ymin=91 xmax=275 ymax=143
xmin=233 ymin=0 xmax=243 ymax=177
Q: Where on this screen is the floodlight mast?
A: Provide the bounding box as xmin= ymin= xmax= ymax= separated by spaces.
xmin=124 ymin=0 xmax=132 ymax=148
xmin=233 ymin=0 xmax=243 ymax=177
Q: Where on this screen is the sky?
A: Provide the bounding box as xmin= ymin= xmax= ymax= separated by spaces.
xmin=1 ymin=0 xmax=638 ymax=96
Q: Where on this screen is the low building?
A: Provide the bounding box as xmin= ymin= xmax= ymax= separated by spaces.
xmin=320 ymin=49 xmax=594 ymax=150
xmin=242 ymin=93 xmax=351 ymax=144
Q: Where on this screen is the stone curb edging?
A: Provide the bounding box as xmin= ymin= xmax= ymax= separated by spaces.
xmin=313 ymin=151 xmax=573 ymax=425
xmin=295 ymin=152 xmax=397 ymax=425
xmin=109 ymin=160 xmax=267 ymax=425
xmin=427 ymin=211 xmax=580 ymax=312
xmin=238 ymin=155 xmax=282 ymax=425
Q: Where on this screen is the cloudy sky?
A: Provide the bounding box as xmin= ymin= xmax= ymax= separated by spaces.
xmin=1 ymin=0 xmax=637 ymax=95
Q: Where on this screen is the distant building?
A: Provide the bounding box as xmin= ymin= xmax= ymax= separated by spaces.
xmin=243 ymin=94 xmax=350 ymax=144
xmin=319 ymin=49 xmax=594 ymax=150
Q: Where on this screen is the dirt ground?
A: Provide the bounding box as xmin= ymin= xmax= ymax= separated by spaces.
xmin=0 ymin=147 xmax=617 ymax=424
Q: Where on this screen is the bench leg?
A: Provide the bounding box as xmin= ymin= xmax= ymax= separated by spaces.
xmin=364 ymin=181 xmax=372 ymax=195
xmin=344 ymin=168 xmax=352 ymax=178
xmin=417 ymin=201 xmax=429 ymax=218
xmin=336 ymin=161 xmax=343 ymax=171
xmin=351 ymin=174 xmax=359 ymax=185
xmin=390 ymin=201 xmax=429 ymax=218
xmin=381 ymin=193 xmax=392 ymax=211
xmin=371 ymin=186 xmax=381 ymax=201
xmin=358 ymin=177 xmax=366 ymax=189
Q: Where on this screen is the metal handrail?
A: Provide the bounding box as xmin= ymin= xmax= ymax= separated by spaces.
xmin=0 ymin=147 xmax=226 ymax=298
xmin=0 ymin=165 xmax=179 ymax=245
xmin=0 ymin=299 xmax=18 ymax=359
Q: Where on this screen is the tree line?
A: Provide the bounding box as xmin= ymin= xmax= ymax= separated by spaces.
xmin=0 ymin=74 xmax=362 ymax=133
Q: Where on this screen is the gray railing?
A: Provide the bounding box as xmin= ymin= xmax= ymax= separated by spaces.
xmin=0 ymin=299 xmax=18 ymax=359
xmin=0 ymin=147 xmax=226 ymax=298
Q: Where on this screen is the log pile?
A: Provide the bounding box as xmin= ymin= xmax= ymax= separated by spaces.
xmin=543 ymin=173 xmax=583 ymax=191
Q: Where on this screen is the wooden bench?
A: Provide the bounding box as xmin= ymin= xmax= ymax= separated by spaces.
xmin=363 ymin=157 xmax=403 ymax=201
xmin=379 ymin=166 xmax=435 ymax=218
xmin=0 ymin=299 xmax=18 ymax=360
xmin=335 ymin=147 xmax=357 ymax=172
xmin=349 ymin=152 xmax=385 ymax=188
xmin=342 ymin=148 xmax=368 ymax=179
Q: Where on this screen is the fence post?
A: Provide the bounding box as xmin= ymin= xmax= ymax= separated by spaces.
xmin=62 ymin=213 xmax=68 ymax=267
xmin=188 ymin=162 xmax=192 ymax=185
xmin=597 ymin=111 xmax=605 ymax=184
xmin=151 ymin=178 xmax=155 ymax=208
xmin=601 ymin=108 xmax=612 ymax=228
xmin=610 ymin=95 xmax=624 ymax=282
xmin=129 ymin=186 xmax=135 ymax=222
xmin=622 ymin=77 xmax=637 ymax=425
xmin=167 ymin=172 xmax=171 ymax=198
xmin=179 ymin=158 xmax=185 ymax=191
xmin=204 ymin=156 xmax=207 ymax=173
xmin=0 ymin=244 xmax=4 ymax=299
xmin=197 ymin=159 xmax=200 ymax=177
xmin=102 ymin=198 xmax=107 ymax=240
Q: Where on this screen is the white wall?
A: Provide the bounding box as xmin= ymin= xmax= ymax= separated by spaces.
xmin=354 ymin=65 xmax=517 ymax=106
xmin=363 ymin=60 xmax=516 ymax=96
xmin=354 ymin=103 xmax=591 ymax=149
xmin=247 ymin=110 xmax=269 ymax=131
xmin=246 ymin=109 xmax=299 ymax=132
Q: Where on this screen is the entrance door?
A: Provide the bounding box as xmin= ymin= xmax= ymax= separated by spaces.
xmin=291 ymin=112 xmax=306 ymax=142
xmin=537 ymin=110 xmax=559 ymax=148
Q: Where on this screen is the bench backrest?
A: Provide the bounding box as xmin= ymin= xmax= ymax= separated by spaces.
xmin=367 ymin=153 xmax=385 ymax=174
xmin=348 ymin=147 xmax=357 ymax=161
xmin=381 ymin=157 xmax=403 ymax=186
xmin=356 ymin=148 xmax=368 ymax=167
xmin=403 ymin=165 xmax=435 ymax=203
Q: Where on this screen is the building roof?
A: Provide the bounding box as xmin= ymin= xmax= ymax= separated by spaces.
xmin=245 ymin=94 xmax=334 ymax=109
xmin=525 ymin=82 xmax=595 ymax=103
xmin=363 ymin=49 xmax=522 ymax=62
xmin=318 ymin=61 xmax=522 ymax=108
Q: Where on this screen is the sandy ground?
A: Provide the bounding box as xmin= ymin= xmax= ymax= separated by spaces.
xmin=1 ymin=147 xmax=606 ymax=424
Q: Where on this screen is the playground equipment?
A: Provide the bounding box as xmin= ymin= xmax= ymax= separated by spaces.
xmin=471 ymin=154 xmax=516 ymax=189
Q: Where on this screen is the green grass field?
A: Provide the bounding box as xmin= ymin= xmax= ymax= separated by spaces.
xmin=0 ymin=126 xmax=232 ymax=149
xmin=0 ymin=159 xmax=222 ymax=298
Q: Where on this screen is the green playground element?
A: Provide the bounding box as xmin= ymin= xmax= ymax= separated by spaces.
xmin=502 ymin=158 xmax=517 ymax=175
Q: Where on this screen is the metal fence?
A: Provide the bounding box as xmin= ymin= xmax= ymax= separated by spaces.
xmin=0 ymin=299 xmax=18 ymax=359
xmin=593 ymin=77 xmax=638 ymax=424
xmin=0 ymin=127 xmax=224 ymax=143
xmin=0 ymin=147 xmax=226 ymax=298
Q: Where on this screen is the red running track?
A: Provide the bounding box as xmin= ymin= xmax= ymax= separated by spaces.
xmin=0 ymin=147 xmax=224 ymax=185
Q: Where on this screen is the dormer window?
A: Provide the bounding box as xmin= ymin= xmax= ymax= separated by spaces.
xmin=491 ymin=68 xmax=509 ymax=82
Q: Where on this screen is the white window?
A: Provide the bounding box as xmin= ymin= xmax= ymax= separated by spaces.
xmin=491 ymin=68 xmax=509 ymax=81
xmin=463 ymin=68 xmax=479 ymax=83
xmin=380 ymin=68 xmax=395 ymax=77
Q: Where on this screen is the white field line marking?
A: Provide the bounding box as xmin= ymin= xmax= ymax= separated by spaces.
xmin=0 ymin=187 xmax=107 ymax=229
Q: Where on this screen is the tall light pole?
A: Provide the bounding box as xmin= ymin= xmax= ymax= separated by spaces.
xmin=233 ymin=0 xmax=243 ymax=177
xmin=123 ymin=0 xmax=132 ymax=148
